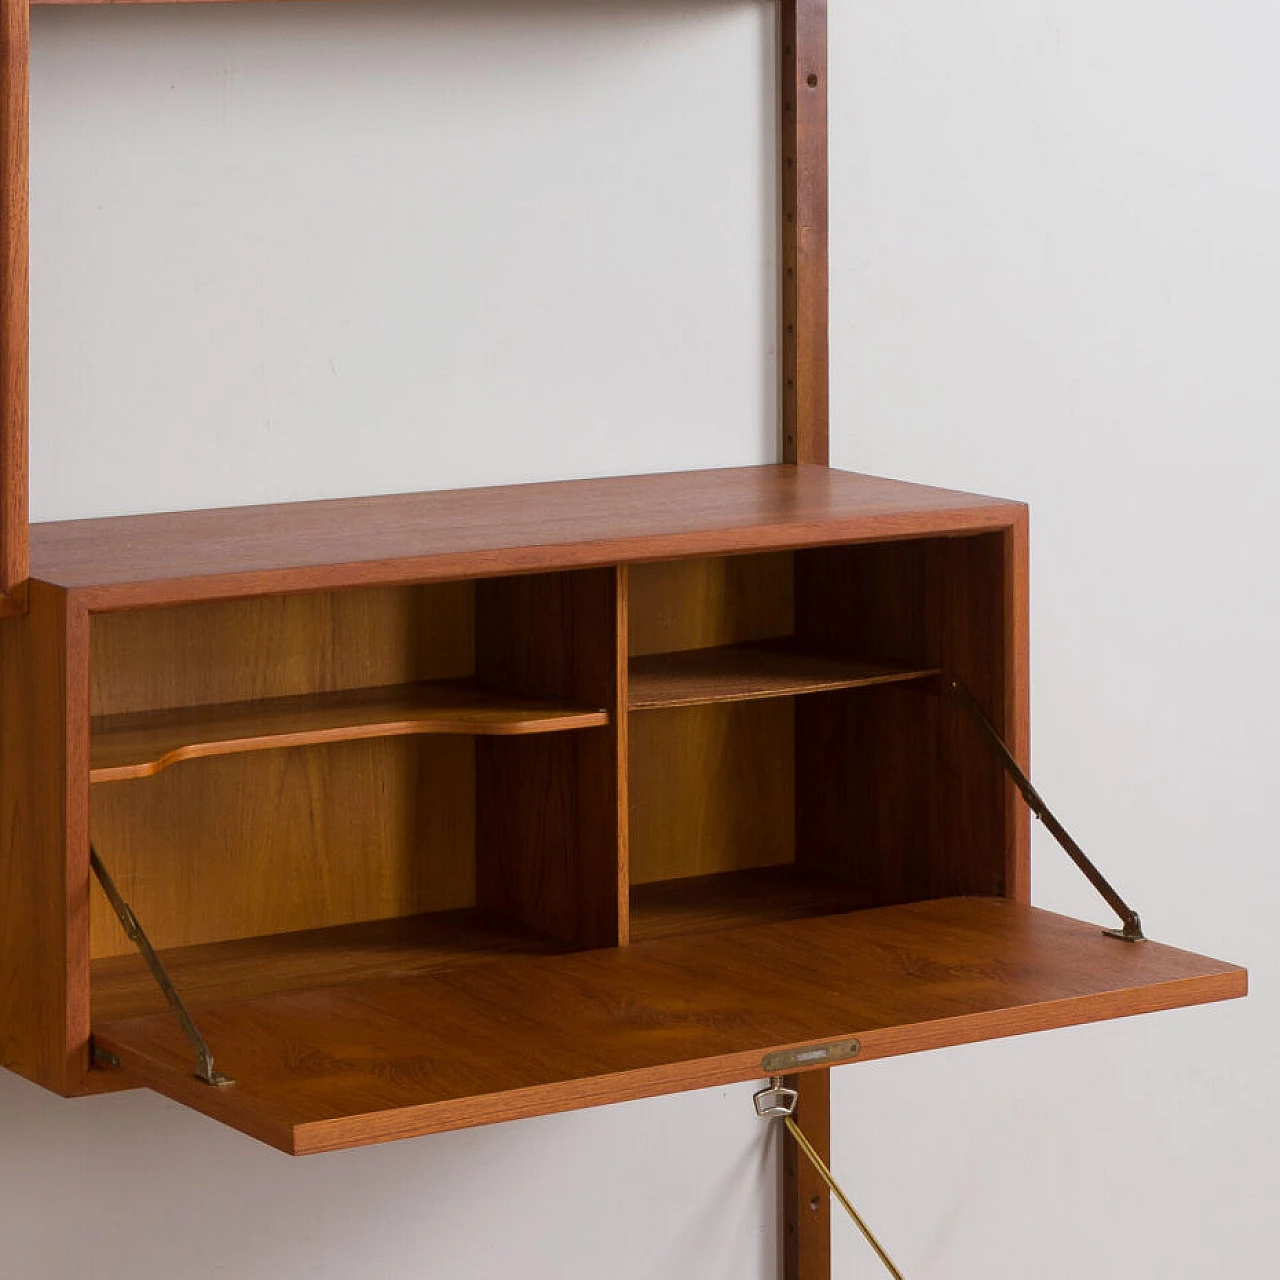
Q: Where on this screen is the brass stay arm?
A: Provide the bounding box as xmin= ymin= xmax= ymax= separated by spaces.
xmin=948 ymin=678 xmax=1144 ymax=942
xmin=89 ymin=845 xmax=234 ymax=1087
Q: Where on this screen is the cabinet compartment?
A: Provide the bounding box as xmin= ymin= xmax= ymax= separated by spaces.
xmin=88 ymin=569 xmax=624 ymax=1025
xmin=627 ymin=536 xmax=1010 ymax=939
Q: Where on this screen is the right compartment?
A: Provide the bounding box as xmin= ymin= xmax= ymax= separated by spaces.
xmin=626 ymin=534 xmax=1014 ymax=942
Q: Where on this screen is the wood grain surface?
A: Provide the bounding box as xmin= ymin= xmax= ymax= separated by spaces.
xmin=30 ymin=467 xmax=1022 ymax=609
xmin=0 ymin=583 xmax=88 ymax=1092
xmin=628 ymin=699 xmax=795 ymax=885
xmin=627 ymin=553 xmax=793 ymax=658
xmin=90 ymin=680 xmax=608 ymax=784
xmin=629 ymin=640 xmax=937 ymax=711
xmin=93 ymin=897 xmax=1246 ymax=1155
xmin=90 ymin=582 xmax=474 ymax=716
xmin=794 ymin=535 xmax=1012 ymax=905
xmin=90 ymin=738 xmax=478 ymax=959
xmin=92 ymin=908 xmax=567 ymax=1023
xmin=630 ymin=865 xmax=863 ymax=944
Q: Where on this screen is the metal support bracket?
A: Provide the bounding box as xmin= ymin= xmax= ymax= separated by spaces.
xmin=89 ymin=845 xmax=235 ymax=1086
xmin=948 ymin=678 xmax=1145 ymax=942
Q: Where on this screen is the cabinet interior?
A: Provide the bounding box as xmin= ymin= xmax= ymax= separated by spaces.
xmin=87 ymin=534 xmax=1010 ymax=1022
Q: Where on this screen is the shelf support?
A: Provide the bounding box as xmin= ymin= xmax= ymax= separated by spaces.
xmin=89 ymin=845 xmax=235 ymax=1086
xmin=948 ymin=678 xmax=1145 ymax=941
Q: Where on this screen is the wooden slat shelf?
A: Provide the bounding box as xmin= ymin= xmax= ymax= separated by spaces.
xmin=628 ymin=641 xmax=938 ymax=712
xmin=630 ymin=866 xmax=867 ymax=943
xmin=92 ymin=908 xmax=569 ymax=1024
xmin=92 ymin=897 xmax=1245 ymax=1155
xmin=90 ymin=679 xmax=608 ymax=784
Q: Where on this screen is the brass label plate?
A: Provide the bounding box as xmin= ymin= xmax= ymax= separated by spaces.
xmin=762 ymin=1037 xmax=861 ymax=1073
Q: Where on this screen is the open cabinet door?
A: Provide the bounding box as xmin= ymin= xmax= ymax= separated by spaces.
xmin=92 ymin=897 xmax=1244 ymax=1155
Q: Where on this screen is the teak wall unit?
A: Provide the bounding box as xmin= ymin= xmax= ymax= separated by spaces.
xmin=0 ymin=1 xmax=1246 ymax=1276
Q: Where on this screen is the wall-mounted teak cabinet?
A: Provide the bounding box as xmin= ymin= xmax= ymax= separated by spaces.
xmin=0 ymin=465 xmax=1245 ymax=1154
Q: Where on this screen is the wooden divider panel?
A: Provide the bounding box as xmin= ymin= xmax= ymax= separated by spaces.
xmin=475 ymin=568 xmax=626 ymax=949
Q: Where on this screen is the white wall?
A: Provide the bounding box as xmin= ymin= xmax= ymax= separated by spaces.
xmin=4 ymin=2 xmax=1272 ymax=1276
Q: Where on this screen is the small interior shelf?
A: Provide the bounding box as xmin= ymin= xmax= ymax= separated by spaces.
xmin=89 ymin=679 xmax=609 ymax=784
xmin=628 ymin=640 xmax=938 ymax=712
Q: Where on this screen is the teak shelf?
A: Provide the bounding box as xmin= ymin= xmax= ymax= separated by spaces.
xmin=0 ymin=0 xmax=1246 ymax=1275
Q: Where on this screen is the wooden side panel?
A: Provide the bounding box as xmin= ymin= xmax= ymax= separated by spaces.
xmin=1004 ymin=508 xmax=1032 ymax=902
xmin=89 ymin=584 xmax=477 ymax=958
xmin=794 ymin=533 xmax=1012 ymax=903
xmin=0 ymin=0 xmax=27 ymax=612
xmin=780 ymin=0 xmax=828 ymax=466
xmin=475 ymin=569 xmax=626 ymax=949
xmin=0 ymin=583 xmax=88 ymax=1093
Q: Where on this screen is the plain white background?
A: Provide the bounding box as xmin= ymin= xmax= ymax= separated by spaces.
xmin=3 ymin=1 xmax=1272 ymax=1275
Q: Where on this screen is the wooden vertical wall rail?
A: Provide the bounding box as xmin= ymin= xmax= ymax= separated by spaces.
xmin=781 ymin=0 xmax=832 ymax=1276
xmin=783 ymin=1070 xmax=831 ymax=1280
xmin=0 ymin=0 xmax=29 ymax=615
xmin=780 ymin=0 xmax=829 ymax=467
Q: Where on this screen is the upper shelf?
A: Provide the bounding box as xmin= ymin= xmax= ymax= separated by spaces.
xmin=90 ymin=678 xmax=608 ymax=784
xmin=29 ymin=465 xmax=1023 ymax=609
xmin=629 ymin=640 xmax=938 ymax=712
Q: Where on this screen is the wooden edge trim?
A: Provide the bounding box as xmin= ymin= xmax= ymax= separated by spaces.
xmin=63 ymin=591 xmax=92 ymax=1093
xmin=1004 ymin=505 xmax=1031 ymax=902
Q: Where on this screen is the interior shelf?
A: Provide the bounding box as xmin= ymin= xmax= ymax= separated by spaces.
xmin=628 ymin=640 xmax=938 ymax=712
xmin=91 ymin=908 xmax=568 ymax=1024
xmin=92 ymin=897 xmax=1245 ymax=1155
xmin=630 ymin=866 xmax=866 ymax=943
xmin=89 ymin=679 xmax=609 ymax=783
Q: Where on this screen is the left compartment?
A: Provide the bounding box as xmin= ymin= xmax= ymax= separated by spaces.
xmin=85 ymin=568 xmax=626 ymax=1082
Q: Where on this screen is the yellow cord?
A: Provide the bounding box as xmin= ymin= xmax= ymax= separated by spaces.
xmin=784 ymin=1114 xmax=906 ymax=1280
